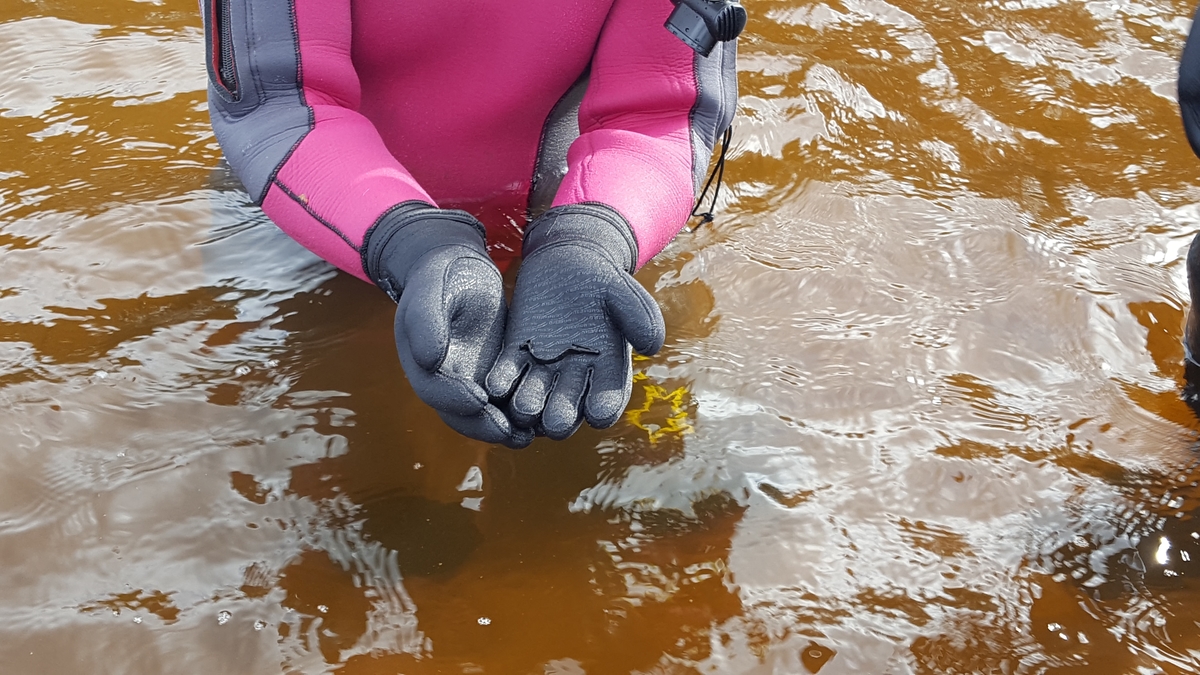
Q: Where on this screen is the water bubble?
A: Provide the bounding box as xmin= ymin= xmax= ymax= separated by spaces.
xmin=477 ymin=617 xmax=491 ymax=626
xmin=254 ymin=620 xmax=266 ymax=631
xmin=317 ymin=605 xmax=328 ymax=614
xmin=95 ymin=370 xmax=108 ymax=379
xmin=218 ymin=610 xmax=231 ymax=625
xmin=265 ymin=359 xmax=279 ymax=368
xmin=234 ymin=365 xmax=251 ymax=376
xmin=133 ymin=616 xmax=142 ymax=624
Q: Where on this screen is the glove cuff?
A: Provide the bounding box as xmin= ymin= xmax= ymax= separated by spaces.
xmin=521 ymin=203 xmax=639 ymax=274
xmin=362 ymin=201 xmax=488 ymax=301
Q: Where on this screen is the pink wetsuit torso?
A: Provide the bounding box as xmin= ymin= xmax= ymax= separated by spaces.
xmin=204 ymin=0 xmax=738 ymax=278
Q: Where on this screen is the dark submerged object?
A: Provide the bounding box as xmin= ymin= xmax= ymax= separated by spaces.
xmin=1180 ymin=2 xmax=1200 ymax=160
xmin=1179 ymin=4 xmax=1200 ymax=411
xmin=1188 ymin=234 xmax=1200 ymax=366
xmin=1185 ymin=233 xmax=1200 ymax=413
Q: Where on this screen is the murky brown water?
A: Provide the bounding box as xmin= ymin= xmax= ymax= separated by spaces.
xmin=4 ymin=0 xmax=1200 ymax=673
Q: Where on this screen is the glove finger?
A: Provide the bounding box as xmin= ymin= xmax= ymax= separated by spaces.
xmin=584 ymin=345 xmax=633 ymax=429
xmin=396 ymin=310 xmax=490 ymax=417
xmin=438 ymin=405 xmax=535 ymax=448
xmin=486 ymin=346 xmax=529 ymax=400
xmin=542 ymin=363 xmax=590 ymax=440
xmin=504 ymin=424 xmax=537 ymax=449
xmin=510 ymin=365 xmax=554 ymax=429
xmin=605 ymin=276 xmax=666 ymax=356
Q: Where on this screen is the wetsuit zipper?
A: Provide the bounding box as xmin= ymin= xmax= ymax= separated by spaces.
xmin=212 ymin=0 xmax=238 ymax=97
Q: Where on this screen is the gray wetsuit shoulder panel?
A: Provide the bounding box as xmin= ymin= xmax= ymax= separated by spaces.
xmin=528 ymin=71 xmax=589 ymax=221
xmin=688 ymin=39 xmax=738 ymax=192
xmin=203 ymin=0 xmax=313 ymax=204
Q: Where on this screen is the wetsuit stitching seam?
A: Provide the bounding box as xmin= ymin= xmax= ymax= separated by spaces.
xmin=245 ymin=0 xmax=263 ymax=111
xmin=256 ymin=0 xmax=314 ymax=206
xmin=273 ymin=179 xmax=357 ymax=251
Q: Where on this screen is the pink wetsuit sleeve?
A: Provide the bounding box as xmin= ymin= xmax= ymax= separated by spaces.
xmin=204 ymin=0 xmax=434 ymax=282
xmin=551 ymin=0 xmax=739 ymax=269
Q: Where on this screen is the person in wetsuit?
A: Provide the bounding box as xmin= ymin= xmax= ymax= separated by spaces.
xmin=201 ymin=1 xmax=740 ymax=447
xmin=1179 ymin=11 xmax=1200 ymax=403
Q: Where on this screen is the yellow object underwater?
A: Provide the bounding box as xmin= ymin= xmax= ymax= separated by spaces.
xmin=625 ymin=370 xmax=694 ymax=444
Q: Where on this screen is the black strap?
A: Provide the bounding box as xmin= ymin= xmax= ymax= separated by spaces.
xmin=687 ymin=125 xmax=732 ymax=233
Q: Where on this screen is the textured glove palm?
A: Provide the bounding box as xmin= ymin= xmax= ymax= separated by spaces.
xmin=365 ymin=203 xmax=534 ymax=448
xmin=486 ymin=204 xmax=665 ymax=440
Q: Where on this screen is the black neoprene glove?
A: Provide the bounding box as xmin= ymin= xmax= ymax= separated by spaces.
xmin=486 ymin=203 xmax=666 ymax=440
xmin=365 ymin=202 xmax=534 ymax=448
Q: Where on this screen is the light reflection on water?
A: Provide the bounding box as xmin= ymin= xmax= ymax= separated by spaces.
xmin=3 ymin=0 xmax=1200 ymax=673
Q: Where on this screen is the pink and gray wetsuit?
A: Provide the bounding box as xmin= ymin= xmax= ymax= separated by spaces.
xmin=203 ymin=0 xmax=738 ymax=278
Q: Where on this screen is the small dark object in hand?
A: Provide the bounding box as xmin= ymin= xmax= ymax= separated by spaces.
xmin=665 ymin=0 xmax=746 ymax=57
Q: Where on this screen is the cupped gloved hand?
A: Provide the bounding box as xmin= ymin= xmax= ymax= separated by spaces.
xmin=486 ymin=203 xmax=665 ymax=440
xmin=365 ymin=202 xmax=534 ymax=448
